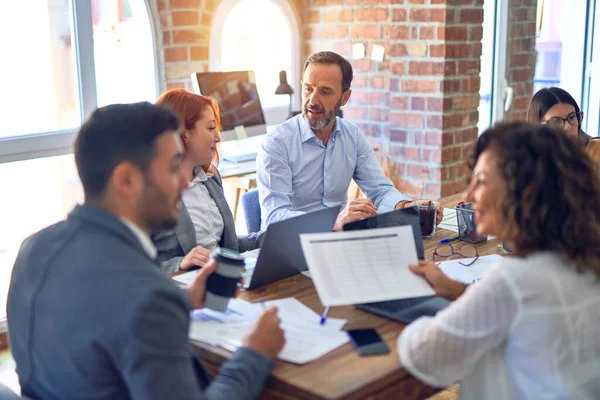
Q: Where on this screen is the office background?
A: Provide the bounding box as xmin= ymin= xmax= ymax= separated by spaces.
xmin=0 ymin=0 xmax=598 ymax=329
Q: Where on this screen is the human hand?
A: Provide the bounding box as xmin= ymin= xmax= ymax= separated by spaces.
xmin=180 ymin=246 xmax=211 ymax=270
xmin=435 ymin=203 xmax=443 ymax=226
xmin=185 ymin=259 xmax=217 ymax=309
xmin=409 ymin=260 xmax=466 ymax=300
xmin=243 ymin=307 xmax=285 ymax=359
xmin=333 ymin=199 xmax=378 ymax=231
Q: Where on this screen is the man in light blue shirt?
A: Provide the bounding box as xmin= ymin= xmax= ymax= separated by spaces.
xmin=257 ymin=51 xmax=441 ymax=230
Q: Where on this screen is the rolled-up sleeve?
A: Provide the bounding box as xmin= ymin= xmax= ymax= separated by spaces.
xmin=256 ymin=134 xmax=305 ymax=228
xmin=353 ymin=131 xmax=411 ymax=211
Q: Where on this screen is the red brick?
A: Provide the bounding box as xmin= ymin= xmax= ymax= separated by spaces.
xmin=365 ymin=0 xmax=393 ymax=4
xmin=357 ymin=9 xmax=388 ymax=22
xmin=390 ymin=44 xmax=408 ymax=56
xmin=459 ymin=8 xmax=484 ymax=24
xmin=370 ymin=108 xmax=389 ymax=121
xmin=401 ymin=79 xmax=439 ymax=93
xmin=385 ymin=25 xmax=410 ymax=40
xmin=427 ymin=115 xmax=443 ymax=129
xmin=385 ymin=128 xmax=407 ymax=142
xmin=370 ymin=76 xmax=386 ymax=89
xmin=405 ymin=147 xmax=422 ymax=161
xmin=427 ymin=98 xmax=443 ymax=112
xmin=201 ymin=13 xmax=212 ymax=25
xmin=430 ymin=44 xmax=445 ymax=57
xmin=411 ymin=97 xmax=425 ymax=111
xmin=307 ymin=10 xmax=320 ymax=23
xmin=410 ymin=8 xmax=447 ymax=23
xmin=318 ymin=25 xmax=348 ymax=39
xmin=163 ymin=31 xmax=171 ymax=46
xmin=190 ymin=46 xmax=209 ymax=61
xmin=344 ymin=107 xmax=367 ymax=119
xmin=173 ymin=11 xmax=199 ymax=26
xmin=167 ymin=82 xmax=187 ymax=90
xmin=350 ymin=25 xmax=382 ymax=39
xmin=409 ymin=61 xmax=445 ymax=76
xmin=304 ymin=27 xmax=313 ymax=40
xmin=322 ymin=10 xmax=353 ymax=23
xmin=352 ymin=76 xmax=367 ymax=88
xmin=392 ymin=9 xmax=407 ymax=21
xmin=407 ymin=165 xmax=431 ymax=180
xmin=390 ymin=61 xmax=405 ymax=75
xmin=420 ymin=26 xmax=435 ymax=40
xmin=170 ymin=0 xmax=202 ymax=7
xmin=173 ymin=29 xmax=208 ymax=45
xmin=390 ymin=113 xmax=424 ymax=128
xmin=458 ymin=60 xmax=480 ymax=74
xmin=390 ymin=96 xmax=409 ymax=110
xmin=440 ymin=26 xmax=468 ymax=41
xmin=164 ymin=47 xmax=188 ymax=62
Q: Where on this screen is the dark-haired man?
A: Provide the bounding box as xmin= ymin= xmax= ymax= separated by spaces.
xmin=257 ymin=51 xmax=442 ymax=231
xmin=7 ymin=102 xmax=284 ymax=399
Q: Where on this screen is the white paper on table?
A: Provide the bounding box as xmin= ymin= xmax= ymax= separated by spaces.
xmin=172 ymin=269 xmax=198 ymax=285
xmin=300 ymin=226 xmax=435 ymax=307
xmin=438 ymin=208 xmax=459 ymax=233
xmin=437 ymin=254 xmax=503 ymax=284
xmin=189 ymin=298 xmax=349 ymax=364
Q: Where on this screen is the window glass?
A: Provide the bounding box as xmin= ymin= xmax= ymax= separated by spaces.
xmin=0 ymin=1 xmax=80 ymax=138
xmin=0 ymin=154 xmax=82 ymax=319
xmin=220 ymin=0 xmax=293 ymax=108
xmin=478 ymin=0 xmax=496 ymax=133
xmin=93 ymin=0 xmax=157 ymax=106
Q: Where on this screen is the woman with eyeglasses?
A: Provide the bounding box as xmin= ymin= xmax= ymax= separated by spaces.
xmin=399 ymin=122 xmax=600 ymax=399
xmin=527 ymin=86 xmax=600 ymax=161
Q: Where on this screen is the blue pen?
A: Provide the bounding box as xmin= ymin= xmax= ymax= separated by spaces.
xmin=440 ymin=234 xmax=459 ymax=244
xmin=320 ymin=306 xmax=330 ymax=326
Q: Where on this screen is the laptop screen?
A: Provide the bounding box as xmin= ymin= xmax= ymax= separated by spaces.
xmin=342 ymin=206 xmax=425 ymax=260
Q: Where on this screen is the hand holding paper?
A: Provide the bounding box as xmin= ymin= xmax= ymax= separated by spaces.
xmin=300 ymin=226 xmax=435 ymax=306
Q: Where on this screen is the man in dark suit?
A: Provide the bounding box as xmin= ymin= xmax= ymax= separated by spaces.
xmin=7 ymin=102 xmax=285 ymax=400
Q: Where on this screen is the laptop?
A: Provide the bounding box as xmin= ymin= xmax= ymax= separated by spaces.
xmin=243 ymin=206 xmax=341 ymax=290
xmin=343 ymin=207 xmax=450 ymax=323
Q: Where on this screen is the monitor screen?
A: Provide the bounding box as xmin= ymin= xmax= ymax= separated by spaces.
xmin=191 ymin=70 xmax=267 ymax=142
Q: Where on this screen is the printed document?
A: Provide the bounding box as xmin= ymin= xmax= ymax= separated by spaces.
xmin=189 ymin=298 xmax=348 ymax=364
xmin=437 ymin=254 xmax=503 ymax=284
xmin=300 ymin=226 xmax=435 ymax=306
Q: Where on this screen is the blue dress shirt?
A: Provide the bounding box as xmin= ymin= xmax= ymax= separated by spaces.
xmin=257 ymin=114 xmax=411 ymax=228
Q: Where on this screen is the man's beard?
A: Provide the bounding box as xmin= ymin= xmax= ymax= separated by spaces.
xmin=302 ymin=97 xmax=342 ymax=130
xmin=140 ymin=176 xmax=180 ymax=233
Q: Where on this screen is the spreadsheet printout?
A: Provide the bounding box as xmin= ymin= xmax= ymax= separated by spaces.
xmin=300 ymin=226 xmax=435 ymax=306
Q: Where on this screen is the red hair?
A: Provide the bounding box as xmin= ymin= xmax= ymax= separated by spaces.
xmin=156 ymin=88 xmax=221 ymax=173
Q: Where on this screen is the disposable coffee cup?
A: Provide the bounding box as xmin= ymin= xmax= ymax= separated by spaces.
xmin=204 ymin=248 xmax=245 ymax=312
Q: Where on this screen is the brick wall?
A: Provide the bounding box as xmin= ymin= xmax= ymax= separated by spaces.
xmin=304 ymin=0 xmax=484 ymax=198
xmin=504 ymin=0 xmax=537 ymax=121
xmin=153 ymin=0 xmax=304 ymax=92
xmin=148 ymin=0 xmax=537 ymax=197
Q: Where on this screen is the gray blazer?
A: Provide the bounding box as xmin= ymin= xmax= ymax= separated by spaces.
xmin=153 ymin=171 xmax=263 ymax=273
xmin=7 ymin=204 xmax=273 ymax=400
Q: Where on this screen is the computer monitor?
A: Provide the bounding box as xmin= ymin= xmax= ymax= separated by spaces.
xmin=191 ymin=70 xmax=267 ymax=142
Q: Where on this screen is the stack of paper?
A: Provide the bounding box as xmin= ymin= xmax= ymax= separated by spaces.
xmin=189 ymin=298 xmax=349 ymax=365
xmin=438 ymin=208 xmax=459 ymax=233
xmin=437 ymin=254 xmax=503 ymax=284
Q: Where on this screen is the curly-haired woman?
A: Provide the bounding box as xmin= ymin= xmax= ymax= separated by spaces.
xmin=399 ymin=122 xmax=600 ymax=399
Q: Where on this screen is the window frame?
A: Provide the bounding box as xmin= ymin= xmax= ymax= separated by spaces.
xmin=209 ymin=0 xmax=302 ymax=125
xmin=0 ymin=0 xmax=160 ymax=165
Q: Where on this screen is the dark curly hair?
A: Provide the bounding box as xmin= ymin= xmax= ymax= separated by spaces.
xmin=470 ymin=122 xmax=600 ymax=277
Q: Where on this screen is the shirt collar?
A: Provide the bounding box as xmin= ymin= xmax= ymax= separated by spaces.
xmin=119 ymin=217 xmax=157 ymax=259
xmin=299 ymin=114 xmax=343 ymax=144
xmin=189 ymin=167 xmax=212 ymax=187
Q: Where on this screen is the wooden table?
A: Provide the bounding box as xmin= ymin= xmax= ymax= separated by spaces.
xmin=191 ymin=194 xmax=505 ymax=399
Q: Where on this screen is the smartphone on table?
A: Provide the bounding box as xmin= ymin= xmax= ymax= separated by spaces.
xmin=347 ymin=328 xmax=390 ymax=356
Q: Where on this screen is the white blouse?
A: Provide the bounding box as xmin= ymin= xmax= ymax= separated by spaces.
xmin=181 ymin=169 xmax=224 ymax=251
xmin=398 ymin=252 xmax=600 ymax=400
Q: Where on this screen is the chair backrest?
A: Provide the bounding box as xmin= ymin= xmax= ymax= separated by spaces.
xmin=242 ymin=189 xmax=261 ymax=233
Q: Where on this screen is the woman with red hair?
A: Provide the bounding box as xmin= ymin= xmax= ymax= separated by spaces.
xmin=152 ymin=89 xmax=262 ymax=273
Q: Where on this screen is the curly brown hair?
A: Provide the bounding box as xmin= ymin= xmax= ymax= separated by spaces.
xmin=471 ymin=122 xmax=600 ymax=277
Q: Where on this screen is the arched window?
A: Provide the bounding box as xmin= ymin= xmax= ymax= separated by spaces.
xmin=210 ymin=0 xmax=301 ymax=122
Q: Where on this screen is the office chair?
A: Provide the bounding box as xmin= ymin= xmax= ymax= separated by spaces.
xmin=241 ymin=189 xmax=261 ymax=233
